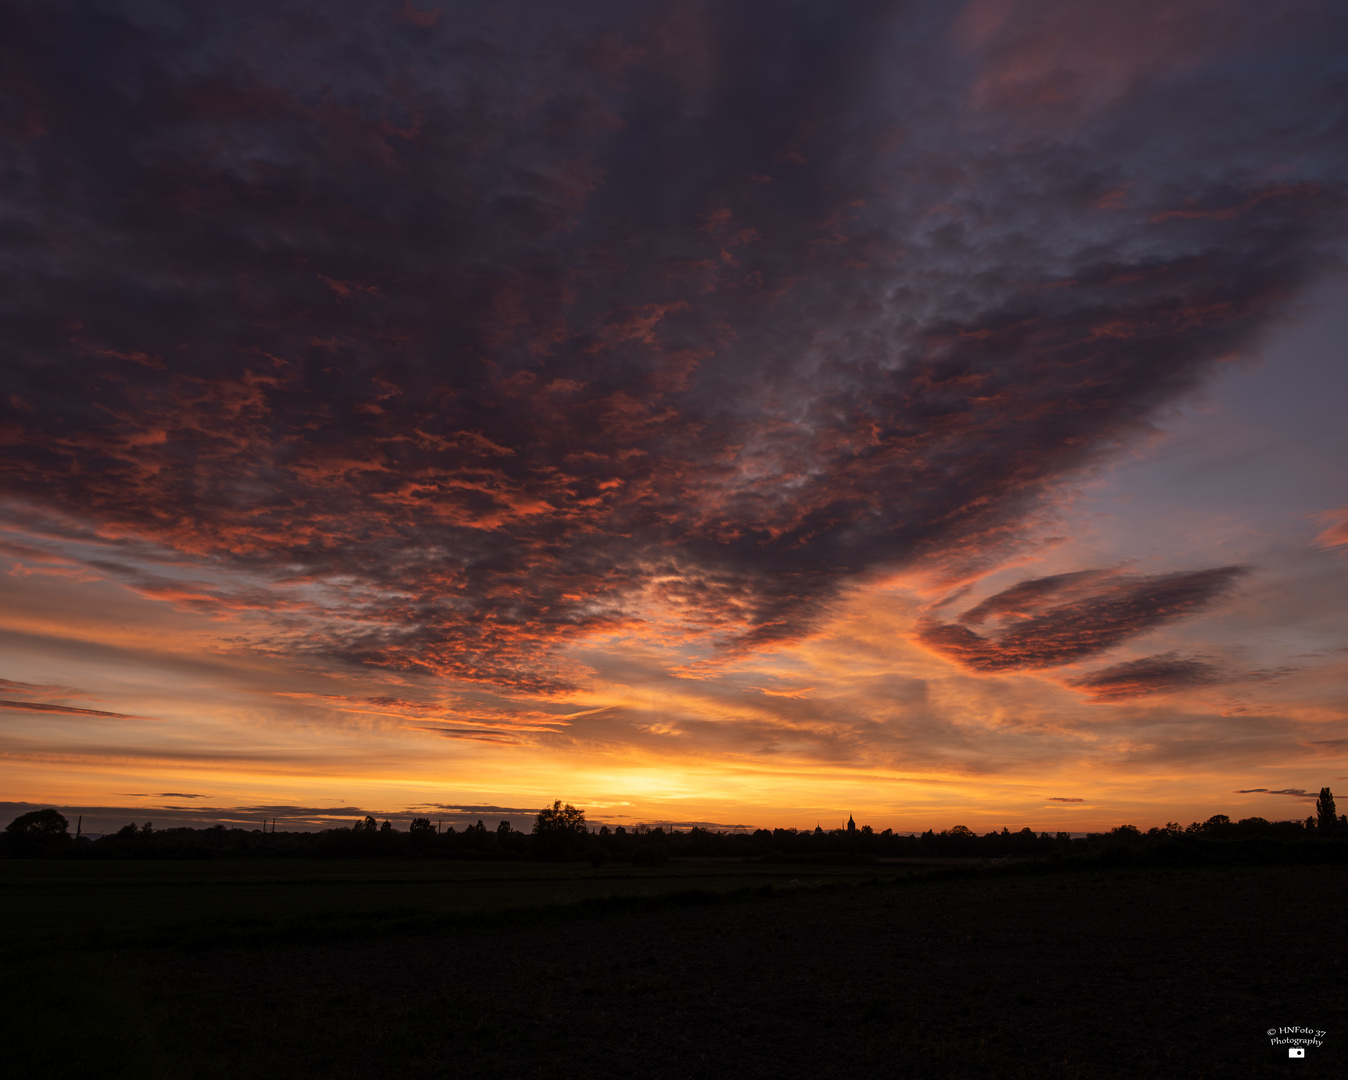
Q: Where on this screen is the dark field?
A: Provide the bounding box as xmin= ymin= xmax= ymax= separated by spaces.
xmin=3 ymin=858 xmax=1342 ymax=1078
xmin=0 ymin=858 xmax=899 ymax=948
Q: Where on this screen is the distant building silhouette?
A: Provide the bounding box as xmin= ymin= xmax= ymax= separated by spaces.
xmin=847 ymin=814 xmax=856 ymax=834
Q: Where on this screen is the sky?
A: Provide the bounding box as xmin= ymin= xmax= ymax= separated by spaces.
xmin=2 ymin=0 xmax=1346 ymax=835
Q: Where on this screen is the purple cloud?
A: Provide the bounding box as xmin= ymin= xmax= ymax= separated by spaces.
xmin=918 ymin=569 xmax=1246 ymax=672
xmin=1 ymin=2 xmax=1344 ymax=690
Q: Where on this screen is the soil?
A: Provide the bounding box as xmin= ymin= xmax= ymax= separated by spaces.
xmin=142 ymin=862 xmax=1345 ymax=1079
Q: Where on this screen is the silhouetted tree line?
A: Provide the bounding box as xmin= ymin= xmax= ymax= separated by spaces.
xmin=6 ymin=791 xmax=1348 ymax=865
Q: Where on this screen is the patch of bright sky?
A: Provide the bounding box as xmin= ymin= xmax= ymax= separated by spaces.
xmin=957 ymin=274 xmax=1348 ymax=661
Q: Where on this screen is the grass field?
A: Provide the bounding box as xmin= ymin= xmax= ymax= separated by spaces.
xmin=2 ymin=857 xmax=1342 ymax=1078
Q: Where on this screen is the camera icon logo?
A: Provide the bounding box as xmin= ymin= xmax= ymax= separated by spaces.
xmin=1289 ymin=1048 xmax=1305 ymax=1058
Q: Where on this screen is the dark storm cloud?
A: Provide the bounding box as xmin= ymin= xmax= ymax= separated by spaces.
xmin=917 ymin=568 xmax=1246 ymax=672
xmin=2 ymin=1 xmax=1345 ymax=688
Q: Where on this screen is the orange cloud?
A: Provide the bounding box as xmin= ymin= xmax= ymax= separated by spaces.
xmin=1313 ymin=507 xmax=1348 ymax=549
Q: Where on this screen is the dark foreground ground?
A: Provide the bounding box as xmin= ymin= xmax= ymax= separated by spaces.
xmin=3 ymin=860 xmax=1343 ymax=1078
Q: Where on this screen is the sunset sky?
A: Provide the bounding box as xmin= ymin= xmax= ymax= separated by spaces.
xmin=3 ymin=0 xmax=1346 ymax=835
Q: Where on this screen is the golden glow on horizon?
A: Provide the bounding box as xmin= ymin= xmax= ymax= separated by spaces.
xmin=4 ymin=560 xmax=1343 ymax=833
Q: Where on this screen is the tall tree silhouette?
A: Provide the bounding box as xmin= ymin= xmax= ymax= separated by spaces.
xmin=1316 ymin=788 xmax=1337 ymax=834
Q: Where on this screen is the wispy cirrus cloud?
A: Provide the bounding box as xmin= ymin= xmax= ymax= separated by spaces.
xmin=1067 ymin=653 xmax=1223 ymax=701
xmin=917 ymin=568 xmax=1246 ymax=673
xmin=1234 ymin=788 xmax=1317 ymax=800
xmin=0 ymin=699 xmax=156 ymax=721
xmin=1313 ymin=507 xmax=1348 ymax=549
xmin=0 ymin=677 xmax=80 ymax=695
xmin=0 ymin=673 xmax=162 ymax=721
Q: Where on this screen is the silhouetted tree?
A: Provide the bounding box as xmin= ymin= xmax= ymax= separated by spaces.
xmin=532 ymin=800 xmax=587 ymax=860
xmin=7 ymin=808 xmax=69 ymax=838
xmin=945 ymin=824 xmax=976 ymax=855
xmin=353 ymin=815 xmax=377 ymax=833
xmin=5 ymin=809 xmax=70 ymax=855
xmin=1316 ymin=788 xmax=1337 ymax=834
xmin=409 ymin=817 xmax=435 ymax=850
